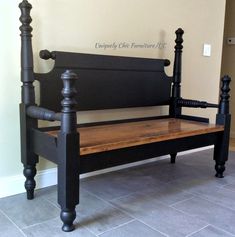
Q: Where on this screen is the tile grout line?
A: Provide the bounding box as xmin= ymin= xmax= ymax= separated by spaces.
xmin=189 ymin=192 xmax=235 ymax=214
xmin=0 ymin=209 xmax=27 ymax=237
xmin=79 ymin=190 xmax=140 ymax=235
xmin=169 ymin=197 xmax=195 ymax=207
xmin=97 ymin=219 xmax=136 ymax=236
xmin=78 ymin=224 xmax=100 ymax=237
xmin=82 ymin=188 xmax=130 ymax=209
xmin=132 ymin=218 xmax=169 ymax=237
xmin=25 ymin=197 xmax=99 ymax=237
xmin=170 ymin=205 xmax=206 ymax=219
xmin=108 ymin=190 xmax=147 ymax=203
xmin=185 ymin=224 xmax=210 ymax=237
xmin=21 ymin=216 xmax=59 ymax=230
xmin=40 ymin=191 xmax=135 ymax=237
xmin=85 ymin=182 xmax=233 ymax=237
xmin=84 ymin=189 xmax=169 ymax=236
xmin=209 ymin=224 xmax=235 ymax=236
xmin=170 ymin=195 xmax=235 ymax=236
xmin=169 ymin=203 xmax=235 ymax=235
xmin=41 ymin=196 xmax=61 ymax=210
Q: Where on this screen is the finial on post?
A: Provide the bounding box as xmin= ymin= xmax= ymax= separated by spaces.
xmin=172 ymin=28 xmax=184 ymax=98
xmin=174 ymin=28 xmax=184 ymax=50
xmin=19 ymin=0 xmax=32 ymax=37
xmin=218 ymin=75 xmax=231 ymax=115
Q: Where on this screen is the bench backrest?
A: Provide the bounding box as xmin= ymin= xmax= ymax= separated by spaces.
xmin=35 ymin=51 xmax=172 ymax=112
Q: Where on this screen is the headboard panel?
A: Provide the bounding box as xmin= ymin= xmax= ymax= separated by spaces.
xmin=35 ymin=52 xmax=172 ymax=112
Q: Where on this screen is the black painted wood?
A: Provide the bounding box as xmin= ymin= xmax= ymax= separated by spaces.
xmin=178 ymin=115 xmax=209 ymax=123
xmin=170 ymin=153 xmax=177 ymax=164
xmin=27 ymin=106 xmax=61 ymax=121
xmin=19 ymin=0 xmax=38 ymax=200
xmin=35 ymin=53 xmax=172 ymax=112
xmin=30 ymin=129 xmax=58 ymax=164
xmin=218 ymin=75 xmax=231 ymax=115
xmin=19 ymin=0 xmax=35 ymax=105
xmin=57 ymin=70 xmax=80 ymax=232
xmin=169 ymin=28 xmax=184 ymax=117
xmin=177 ymin=98 xmax=218 ymax=108
xmin=214 ymin=76 xmax=232 ymax=178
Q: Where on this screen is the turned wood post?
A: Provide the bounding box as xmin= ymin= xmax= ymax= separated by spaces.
xmin=170 ymin=28 xmax=184 ymax=117
xmin=19 ymin=0 xmax=35 ymax=105
xmin=214 ymin=75 xmax=231 ymax=178
xmin=57 ymin=70 xmax=80 ymax=232
xmin=19 ymin=0 xmax=38 ymax=200
xmin=218 ymin=75 xmax=231 ymax=116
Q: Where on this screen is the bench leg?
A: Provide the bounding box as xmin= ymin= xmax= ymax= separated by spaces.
xmin=58 ymin=157 xmax=79 ymax=232
xmin=58 ymin=162 xmax=79 ymax=232
xmin=214 ymin=113 xmax=231 ymax=178
xmin=20 ymin=104 xmax=38 ymax=200
xmin=170 ymin=153 xmax=177 ymax=163
xmin=214 ymin=76 xmax=231 ymax=178
xmin=23 ymin=164 xmax=37 ymax=200
xmin=214 ymin=134 xmax=229 ymax=179
xmin=60 ymin=209 xmax=77 ymax=232
xmin=58 ymin=134 xmax=80 ymax=232
xmin=215 ymin=161 xmax=226 ymax=178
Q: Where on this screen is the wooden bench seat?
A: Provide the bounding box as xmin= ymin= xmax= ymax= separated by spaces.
xmin=47 ymin=118 xmax=224 ymax=155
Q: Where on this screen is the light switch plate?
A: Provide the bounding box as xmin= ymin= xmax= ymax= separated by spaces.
xmin=227 ymin=38 xmax=235 ymax=45
xmin=203 ymin=44 xmax=211 ymax=57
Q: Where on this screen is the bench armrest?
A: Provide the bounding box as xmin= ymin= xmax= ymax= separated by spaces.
xmin=176 ymin=98 xmax=218 ymax=109
xmin=27 ymin=106 xmax=61 ymax=121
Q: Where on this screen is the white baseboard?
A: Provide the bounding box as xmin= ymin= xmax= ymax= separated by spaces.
xmin=0 ymin=146 xmax=213 ymax=199
xmin=0 ymin=168 xmax=58 ymax=199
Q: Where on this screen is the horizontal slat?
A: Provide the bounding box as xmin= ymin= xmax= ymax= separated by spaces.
xmin=46 ymin=118 xmax=224 ymax=156
xmin=30 ymin=129 xmax=58 ymax=164
xmin=52 ymin=51 xmax=169 ymax=71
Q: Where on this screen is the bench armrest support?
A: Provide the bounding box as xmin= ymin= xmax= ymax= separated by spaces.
xmin=27 ymin=106 xmax=61 ymax=121
xmin=176 ymin=98 xmax=218 ymax=109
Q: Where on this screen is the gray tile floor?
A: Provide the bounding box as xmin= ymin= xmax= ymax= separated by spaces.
xmin=1 ymin=149 xmax=235 ymax=237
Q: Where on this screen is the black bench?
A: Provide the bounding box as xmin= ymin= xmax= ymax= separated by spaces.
xmin=19 ymin=0 xmax=231 ymax=232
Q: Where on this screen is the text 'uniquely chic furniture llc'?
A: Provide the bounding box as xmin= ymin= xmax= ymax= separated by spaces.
xmin=19 ymin=0 xmax=231 ymax=232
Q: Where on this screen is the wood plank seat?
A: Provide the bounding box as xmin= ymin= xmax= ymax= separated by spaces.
xmin=47 ymin=118 xmax=224 ymax=155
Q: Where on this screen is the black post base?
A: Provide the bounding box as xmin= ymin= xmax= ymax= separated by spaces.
xmin=170 ymin=153 xmax=177 ymax=164
xmin=215 ymin=162 xmax=225 ymax=178
xmin=26 ymin=189 xmax=34 ymax=200
xmin=23 ymin=165 xmax=37 ymax=200
xmin=60 ymin=209 xmax=76 ymax=232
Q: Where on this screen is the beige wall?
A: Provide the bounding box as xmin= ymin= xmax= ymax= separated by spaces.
xmin=221 ymin=0 xmax=235 ymax=138
xmin=0 ymin=0 xmax=226 ymax=188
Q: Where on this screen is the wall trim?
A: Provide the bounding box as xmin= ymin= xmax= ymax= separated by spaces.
xmin=0 ymin=146 xmax=213 ymax=199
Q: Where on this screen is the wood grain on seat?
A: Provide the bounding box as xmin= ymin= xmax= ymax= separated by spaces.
xmin=47 ymin=118 xmax=224 ymax=155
